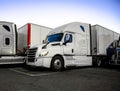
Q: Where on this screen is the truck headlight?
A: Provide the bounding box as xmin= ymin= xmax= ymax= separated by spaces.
xmin=39 ymin=51 xmax=49 ymax=57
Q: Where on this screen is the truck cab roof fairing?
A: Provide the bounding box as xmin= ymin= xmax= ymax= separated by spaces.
xmin=48 ymin=22 xmax=90 ymax=36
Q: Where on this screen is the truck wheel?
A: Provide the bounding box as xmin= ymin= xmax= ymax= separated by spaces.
xmin=92 ymin=57 xmax=102 ymax=67
xmin=51 ymin=56 xmax=64 ymax=71
xmin=96 ymin=58 xmax=102 ymax=67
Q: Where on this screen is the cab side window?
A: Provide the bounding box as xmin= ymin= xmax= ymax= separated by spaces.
xmin=3 ymin=25 xmax=10 ymax=32
xmin=64 ymin=34 xmax=72 ymax=43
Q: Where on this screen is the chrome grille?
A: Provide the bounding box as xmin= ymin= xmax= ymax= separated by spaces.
xmin=118 ymin=51 xmax=120 ymax=60
xmin=27 ymin=47 xmax=38 ymax=62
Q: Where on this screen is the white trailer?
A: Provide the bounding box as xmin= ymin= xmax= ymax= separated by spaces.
xmin=91 ymin=25 xmax=119 ymax=55
xmin=18 ymin=23 xmax=52 ymax=55
xmin=26 ymin=22 xmax=120 ymax=71
xmin=0 ymin=21 xmax=52 ymax=64
xmin=91 ymin=25 xmax=120 ymax=66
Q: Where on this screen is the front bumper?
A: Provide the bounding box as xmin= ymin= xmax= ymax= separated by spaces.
xmin=26 ymin=57 xmax=51 ymax=68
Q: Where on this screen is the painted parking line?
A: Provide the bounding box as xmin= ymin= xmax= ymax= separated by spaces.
xmin=9 ymin=68 xmax=59 ymax=77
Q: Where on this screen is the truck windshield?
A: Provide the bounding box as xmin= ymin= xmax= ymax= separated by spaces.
xmin=47 ymin=33 xmax=63 ymax=43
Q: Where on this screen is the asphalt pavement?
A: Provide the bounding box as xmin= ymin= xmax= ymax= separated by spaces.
xmin=0 ymin=64 xmax=120 ymax=91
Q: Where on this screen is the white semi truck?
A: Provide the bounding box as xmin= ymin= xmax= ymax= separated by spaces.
xmin=26 ymin=22 xmax=120 ymax=71
xmin=0 ymin=21 xmax=52 ymax=64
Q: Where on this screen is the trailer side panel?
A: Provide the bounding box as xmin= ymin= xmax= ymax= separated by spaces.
xmin=91 ymin=25 xmax=120 ymax=56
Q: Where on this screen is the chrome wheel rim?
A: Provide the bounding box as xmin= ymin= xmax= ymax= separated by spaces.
xmin=54 ymin=59 xmax=62 ymax=70
xmin=97 ymin=59 xmax=101 ymax=66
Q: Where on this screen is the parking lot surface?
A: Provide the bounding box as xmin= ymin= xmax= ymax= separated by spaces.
xmin=0 ymin=64 xmax=120 ymax=91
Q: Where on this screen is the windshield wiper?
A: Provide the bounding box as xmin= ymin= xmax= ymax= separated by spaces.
xmin=42 ymin=42 xmax=49 ymax=49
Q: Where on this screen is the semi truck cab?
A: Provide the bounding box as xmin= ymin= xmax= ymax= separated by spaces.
xmin=26 ymin=22 xmax=92 ymax=71
xmin=0 ymin=22 xmax=17 ymax=56
xmin=27 ymin=32 xmax=76 ymax=71
xmin=111 ymin=39 xmax=120 ymax=64
xmin=0 ymin=21 xmax=24 ymax=64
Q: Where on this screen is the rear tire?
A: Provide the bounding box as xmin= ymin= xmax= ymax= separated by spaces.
xmin=51 ymin=56 xmax=64 ymax=71
xmin=96 ymin=58 xmax=102 ymax=66
xmin=92 ymin=57 xmax=102 ymax=67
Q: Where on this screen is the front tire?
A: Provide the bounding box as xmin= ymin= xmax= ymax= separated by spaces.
xmin=51 ymin=56 xmax=64 ymax=71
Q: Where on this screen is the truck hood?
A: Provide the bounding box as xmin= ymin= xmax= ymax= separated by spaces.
xmin=30 ymin=42 xmax=61 ymax=50
xmin=29 ymin=42 xmax=62 ymax=58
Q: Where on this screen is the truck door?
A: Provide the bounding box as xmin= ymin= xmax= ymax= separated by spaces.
xmin=63 ymin=33 xmax=75 ymax=61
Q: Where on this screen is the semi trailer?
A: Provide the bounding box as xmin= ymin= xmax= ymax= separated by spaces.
xmin=0 ymin=21 xmax=52 ymax=64
xmin=26 ymin=22 xmax=120 ymax=71
xmin=91 ymin=25 xmax=120 ymax=66
xmin=18 ymin=23 xmax=52 ymax=55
